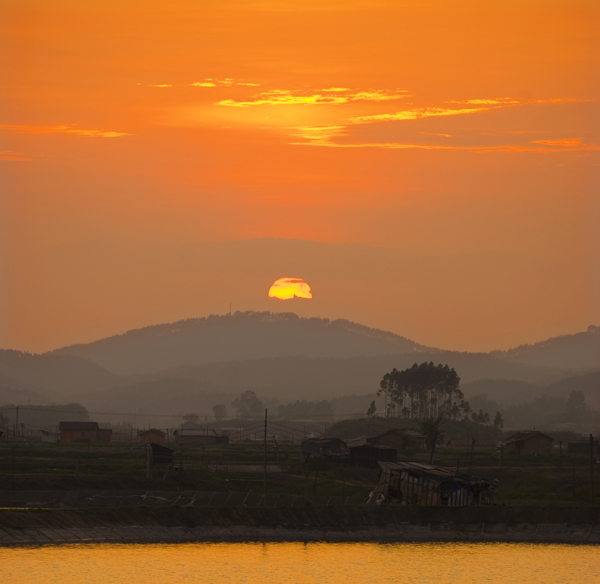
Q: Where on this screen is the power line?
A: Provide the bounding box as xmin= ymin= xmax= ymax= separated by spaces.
xmin=0 ymin=404 xmax=370 ymax=421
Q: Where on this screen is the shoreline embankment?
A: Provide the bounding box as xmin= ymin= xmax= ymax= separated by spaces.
xmin=0 ymin=503 xmax=599 ymax=546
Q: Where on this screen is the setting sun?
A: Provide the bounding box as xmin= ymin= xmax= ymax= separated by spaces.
xmin=268 ymin=278 xmax=313 ymax=301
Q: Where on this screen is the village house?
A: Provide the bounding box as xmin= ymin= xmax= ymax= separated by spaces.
xmin=58 ymin=421 xmax=113 ymax=444
xmin=367 ymin=428 xmax=427 ymax=451
xmin=301 ymin=437 xmax=346 ymax=455
xmin=138 ymin=428 xmax=167 ymax=445
xmin=350 ymin=443 xmax=397 ymax=467
xmin=502 ymin=431 xmax=553 ymax=456
xmin=368 ymin=461 xmax=497 ymax=506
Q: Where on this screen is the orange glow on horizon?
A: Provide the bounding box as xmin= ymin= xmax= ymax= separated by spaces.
xmin=268 ymin=278 xmax=313 ymax=301
xmin=1 ymin=0 xmax=598 ymax=353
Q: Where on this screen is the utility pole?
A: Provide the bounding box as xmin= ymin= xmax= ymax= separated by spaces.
xmin=590 ymin=434 xmax=595 ymax=505
xmin=263 ymin=408 xmax=267 ymax=506
xmin=559 ymin=441 xmax=563 ymax=472
xmin=146 ymin=443 xmax=153 ymax=479
xmin=14 ymin=406 xmax=18 ymax=443
xmin=429 ymin=431 xmax=438 ymax=464
xmin=468 ymin=438 xmax=476 ymax=473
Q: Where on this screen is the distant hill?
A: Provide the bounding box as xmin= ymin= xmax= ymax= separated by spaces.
xmin=542 ymin=370 xmax=600 ymax=409
xmin=48 ymin=311 xmax=433 ymax=375
xmin=160 ymin=351 xmax=563 ymax=397
xmin=1 ymin=314 xmax=596 ymax=419
xmin=0 ymin=374 xmax=50 ymax=406
xmin=0 ymin=349 xmax=123 ymax=401
xmin=491 ymin=325 xmax=599 ymax=370
xmin=86 ymin=378 xmax=239 ymax=420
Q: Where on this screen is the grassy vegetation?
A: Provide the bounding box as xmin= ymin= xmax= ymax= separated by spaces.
xmin=0 ymin=438 xmax=598 ymax=504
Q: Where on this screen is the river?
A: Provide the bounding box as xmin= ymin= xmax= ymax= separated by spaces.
xmin=2 ymin=541 xmax=598 ymax=583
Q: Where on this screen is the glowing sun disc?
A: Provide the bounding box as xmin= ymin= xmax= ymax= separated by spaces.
xmin=268 ymin=277 xmax=313 ymax=301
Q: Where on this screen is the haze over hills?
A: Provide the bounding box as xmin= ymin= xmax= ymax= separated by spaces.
xmin=48 ymin=312 xmax=433 ymax=375
xmin=490 ymin=325 xmax=600 ymax=369
xmin=1 ymin=312 xmax=598 ymax=423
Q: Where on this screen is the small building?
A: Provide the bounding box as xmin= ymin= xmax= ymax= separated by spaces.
xmin=502 ymin=431 xmax=553 ymax=456
xmin=139 ymin=428 xmax=167 ymax=445
xmin=147 ymin=442 xmax=175 ymax=464
xmin=301 ymin=437 xmax=347 ymax=455
xmin=350 ymin=444 xmax=397 ymax=467
xmin=96 ymin=428 xmax=113 ymax=443
xmin=368 ymin=461 xmax=497 ymax=506
xmin=40 ymin=430 xmax=60 ymax=443
xmin=58 ymin=421 xmax=113 ymax=444
xmin=367 ymin=429 xmax=427 ymax=451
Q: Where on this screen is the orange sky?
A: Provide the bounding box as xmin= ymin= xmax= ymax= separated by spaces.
xmin=1 ymin=0 xmax=599 ymax=353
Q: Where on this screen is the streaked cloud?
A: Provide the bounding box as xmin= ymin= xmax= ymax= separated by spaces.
xmin=150 ymin=84 xmax=173 ymax=88
xmin=0 ymin=125 xmax=132 ymax=138
xmin=419 ymin=132 xmax=453 ymax=137
xmin=455 ymin=98 xmax=519 ymax=105
xmin=295 ymin=136 xmax=599 ymax=153
xmin=217 ymin=88 xmax=407 ymax=107
xmin=0 ymin=149 xmax=32 ymax=161
xmin=290 ymin=125 xmax=348 ymax=146
xmin=530 ymin=138 xmax=583 ymax=147
xmin=191 ymin=78 xmax=256 ymax=87
xmin=350 ymin=106 xmax=491 ymax=123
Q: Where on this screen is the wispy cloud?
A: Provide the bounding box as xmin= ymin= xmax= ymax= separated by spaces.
xmin=217 ymin=88 xmax=407 ymax=107
xmin=349 ymin=97 xmax=593 ymax=125
xmin=289 ymin=125 xmax=348 ymax=146
xmin=530 ymin=138 xmax=583 ymax=147
xmin=191 ymin=78 xmax=258 ymax=88
xmin=0 ymin=125 xmax=132 ymax=138
xmin=150 ymin=84 xmax=173 ymax=88
xmin=350 ymin=106 xmax=491 ymax=123
xmin=0 ymin=149 xmax=32 ymax=161
xmin=419 ymin=132 xmax=453 ymax=137
xmin=452 ymin=98 xmax=520 ymax=105
xmin=294 ymin=136 xmax=599 ymax=153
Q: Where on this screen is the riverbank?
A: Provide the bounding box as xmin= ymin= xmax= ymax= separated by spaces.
xmin=0 ymin=505 xmax=598 ymax=546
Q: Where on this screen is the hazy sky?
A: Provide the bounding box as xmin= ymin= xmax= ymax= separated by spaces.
xmin=1 ymin=0 xmax=599 ymax=353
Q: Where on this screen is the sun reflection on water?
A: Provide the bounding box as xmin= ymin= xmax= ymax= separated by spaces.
xmin=2 ymin=542 xmax=598 ymax=584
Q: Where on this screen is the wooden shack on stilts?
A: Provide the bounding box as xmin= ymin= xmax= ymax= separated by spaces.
xmin=368 ymin=461 xmax=497 ymax=506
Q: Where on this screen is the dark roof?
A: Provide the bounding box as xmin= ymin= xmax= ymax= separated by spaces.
xmin=139 ymin=428 xmax=166 ymax=437
xmin=149 ymin=443 xmax=174 ymax=454
xmin=378 ymin=461 xmax=491 ymax=487
xmin=59 ymin=421 xmax=98 ymax=431
xmin=350 ymin=443 xmax=396 ymax=451
xmin=504 ymin=431 xmax=553 ymax=444
xmin=302 ymin=437 xmax=344 ymax=444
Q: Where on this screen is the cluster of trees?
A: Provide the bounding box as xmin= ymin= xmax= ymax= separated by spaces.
xmin=378 ymin=362 xmax=469 ymax=420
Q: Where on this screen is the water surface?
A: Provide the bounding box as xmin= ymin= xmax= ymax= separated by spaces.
xmin=2 ymin=542 xmax=598 ymax=583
